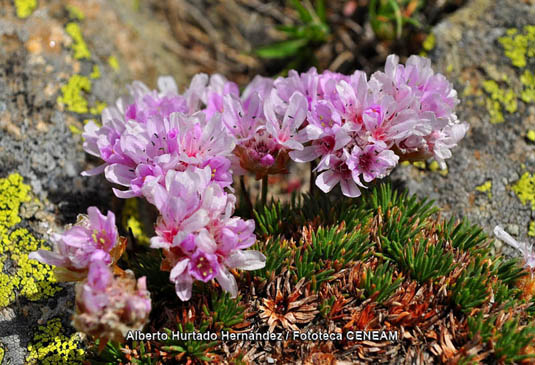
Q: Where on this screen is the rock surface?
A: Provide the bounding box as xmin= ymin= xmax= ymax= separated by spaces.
xmin=391 ymin=0 xmax=535 ymax=257
xmin=1 ymin=0 xmax=535 ymax=363
xmin=0 ymin=0 xmax=185 ymax=363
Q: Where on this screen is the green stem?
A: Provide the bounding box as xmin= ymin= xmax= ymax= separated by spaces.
xmin=261 ymin=176 xmax=268 ymax=206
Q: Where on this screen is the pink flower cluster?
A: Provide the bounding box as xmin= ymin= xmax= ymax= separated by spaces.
xmin=83 ymin=54 xmax=466 ymax=199
xmin=76 ymin=53 xmax=466 ymax=301
xmin=29 ymin=207 xmax=122 ymax=280
xmin=143 ymin=166 xmax=265 ymax=301
xmin=74 ymin=261 xmax=151 ymax=344
xmin=29 ymin=207 xmax=152 ymax=340
xmin=82 ymin=73 xmax=269 ymax=301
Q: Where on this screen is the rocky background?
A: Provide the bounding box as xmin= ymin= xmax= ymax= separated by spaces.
xmin=0 ymin=0 xmax=534 ymax=363
xmin=0 ymin=0 xmax=186 ymax=363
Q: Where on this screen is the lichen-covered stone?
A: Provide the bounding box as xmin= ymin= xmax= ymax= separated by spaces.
xmin=391 ymin=0 xmax=535 ymax=260
xmin=0 ymin=0 xmax=186 ymax=363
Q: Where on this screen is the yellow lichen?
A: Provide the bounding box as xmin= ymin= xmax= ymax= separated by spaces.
xmin=422 ymin=33 xmax=435 ymax=51
xmin=482 ymin=80 xmax=517 ymax=124
xmin=108 ymin=55 xmax=120 ymax=71
xmin=26 ymin=318 xmax=85 ymax=364
xmin=428 ymin=161 xmax=448 ymax=176
xmin=412 ymin=161 xmax=426 ymax=169
xmin=65 ymin=22 xmax=91 ymax=60
xmin=66 ymin=5 xmax=85 ymax=20
xmin=89 ymin=65 xmax=100 ymax=79
xmin=57 ymin=75 xmax=91 ymax=114
xmin=499 ymin=25 xmax=535 ymax=68
xmin=527 ymin=130 xmax=535 ymax=142
xmin=0 ymin=344 xmax=4 ymax=364
xmin=521 ymin=70 xmax=535 ymax=104
xmin=529 ymin=221 xmax=535 ymax=237
xmin=14 ymin=0 xmax=37 ymax=18
xmin=89 ymin=101 xmax=107 ymax=115
xmin=0 ymin=174 xmax=61 ymax=308
xmin=476 ymin=180 xmax=492 ymax=198
xmin=122 ymin=199 xmax=150 ymax=246
xmin=512 ymin=172 xmax=535 ymax=209
xmin=68 ymin=124 xmax=82 ymax=134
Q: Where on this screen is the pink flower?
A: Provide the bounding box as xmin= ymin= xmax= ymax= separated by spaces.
xmin=74 ymin=264 xmax=151 ymax=344
xmin=144 ymin=167 xmax=265 ymax=301
xmin=274 ymin=68 xmax=319 ymax=105
xmin=82 ymin=75 xmax=237 ymax=199
xmin=290 ymin=100 xmax=351 ymax=166
xmin=264 ymin=91 xmax=308 ymax=151
xmin=28 ymin=207 xmax=123 ymax=281
xmin=347 ymin=143 xmax=399 ymax=183
xmin=315 ymin=153 xmax=363 ymax=198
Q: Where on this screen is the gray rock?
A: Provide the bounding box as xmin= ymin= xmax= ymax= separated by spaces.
xmin=391 ymin=0 xmax=535 ymax=259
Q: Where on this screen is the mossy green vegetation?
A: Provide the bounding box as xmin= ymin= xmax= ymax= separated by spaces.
xmin=90 ymin=183 xmax=535 ymax=363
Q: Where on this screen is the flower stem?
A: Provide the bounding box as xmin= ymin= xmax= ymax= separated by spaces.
xmin=240 ymin=176 xmax=253 ymax=217
xmin=310 ymin=160 xmax=316 ymax=196
xmin=261 ymin=176 xmax=268 ymax=206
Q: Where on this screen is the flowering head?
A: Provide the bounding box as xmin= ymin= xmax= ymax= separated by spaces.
xmin=29 ymin=207 xmax=125 ymax=281
xmin=234 ymin=130 xmax=289 ymax=179
xmin=347 ymin=144 xmax=399 ymax=183
xmin=74 ymin=265 xmax=151 ymax=344
xmin=189 ymin=250 xmax=219 ymax=282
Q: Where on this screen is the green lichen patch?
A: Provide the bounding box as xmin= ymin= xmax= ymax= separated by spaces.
xmin=66 ymin=5 xmax=85 ymax=21
xmin=512 ymin=172 xmax=535 ymax=210
xmin=57 ymin=75 xmax=91 ymax=114
xmin=476 ymin=180 xmax=492 ymax=198
xmin=0 ymin=174 xmax=62 ymax=308
xmin=26 ymin=318 xmax=85 ymax=365
xmin=529 ymin=221 xmax=535 ymax=237
xmin=89 ymin=101 xmax=107 ymax=116
xmin=527 ymin=130 xmax=535 ymax=143
xmin=14 ymin=0 xmax=37 ymax=19
xmin=482 ymin=80 xmax=517 ymax=124
xmin=89 ymin=65 xmax=100 ymax=80
xmin=422 ymin=33 xmax=435 ymax=51
xmin=521 ymin=70 xmax=535 ymax=104
xmin=68 ymin=124 xmax=82 ymax=135
xmin=65 ymin=22 xmax=91 ymax=60
xmin=428 ymin=160 xmax=448 ymax=176
xmin=108 ymin=55 xmax=119 ymax=71
xmin=499 ymin=26 xmax=535 ymax=68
